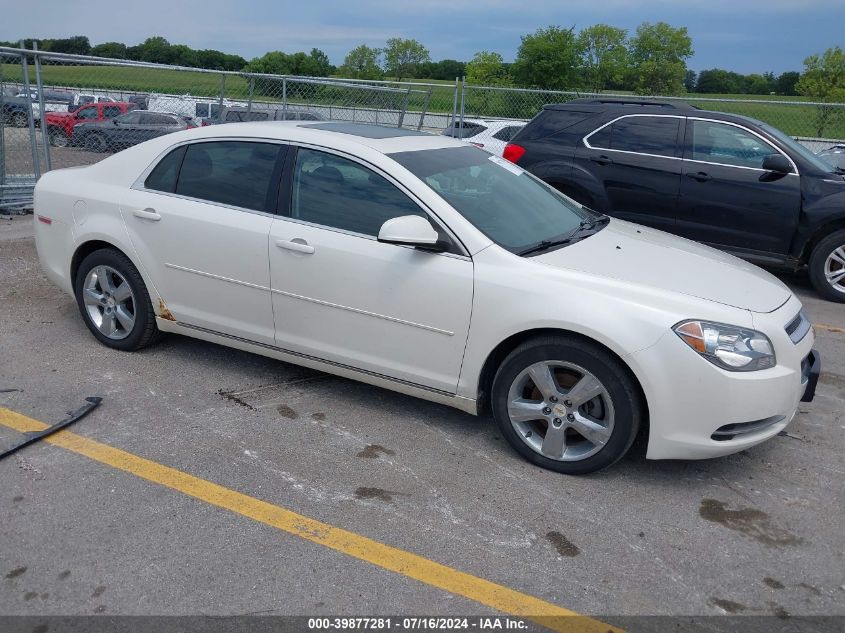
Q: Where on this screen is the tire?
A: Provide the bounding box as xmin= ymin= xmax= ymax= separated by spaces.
xmin=808 ymin=229 xmax=845 ymax=303
xmin=74 ymin=249 xmax=160 ymax=351
xmin=48 ymin=127 xmax=68 ymax=147
xmin=85 ymin=132 xmax=107 ymax=153
xmin=11 ymin=112 xmax=27 ymax=128
xmin=491 ymin=335 xmax=642 ymax=475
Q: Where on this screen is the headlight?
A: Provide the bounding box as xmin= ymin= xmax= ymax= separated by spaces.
xmin=673 ymin=320 xmax=776 ymax=372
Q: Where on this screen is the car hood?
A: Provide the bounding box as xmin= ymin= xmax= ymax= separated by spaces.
xmin=532 ymin=219 xmax=791 ymax=313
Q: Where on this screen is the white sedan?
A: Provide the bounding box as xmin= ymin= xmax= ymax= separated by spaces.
xmin=34 ymin=121 xmax=820 ymax=474
xmin=441 ymin=118 xmax=526 ymax=156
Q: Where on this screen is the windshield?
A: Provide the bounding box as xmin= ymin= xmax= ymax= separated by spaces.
xmin=760 ymin=124 xmax=836 ymax=173
xmin=390 ymin=146 xmax=599 ymax=254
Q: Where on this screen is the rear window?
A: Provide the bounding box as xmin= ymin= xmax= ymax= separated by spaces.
xmin=442 ymin=122 xmax=488 ymax=139
xmin=492 ymin=126 xmax=523 ymax=142
xmin=587 ymin=116 xmax=680 ymax=158
xmin=144 ymin=145 xmax=187 ymax=193
xmin=518 ymin=109 xmax=596 ymax=141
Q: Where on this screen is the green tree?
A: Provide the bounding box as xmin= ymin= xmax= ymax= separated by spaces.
xmin=339 ymin=44 xmax=383 ymax=79
xmin=43 ymin=36 xmax=91 ymax=55
xmin=306 ymin=48 xmax=333 ymax=76
xmin=744 ymin=73 xmax=774 ymax=95
xmin=245 ymin=51 xmax=294 ymax=75
xmin=696 ymin=68 xmax=744 ymax=93
xmin=796 ymin=46 xmax=845 ymax=136
xmin=383 ymin=38 xmax=430 ymax=81
xmin=426 ymin=59 xmax=466 ymax=80
xmin=136 ymin=36 xmax=174 ymax=64
xmin=628 ymin=22 xmax=693 ymax=95
xmin=683 ymin=69 xmax=697 ymax=92
xmin=465 ymin=51 xmax=510 ymax=85
xmin=511 ymin=26 xmax=581 ymax=90
xmin=776 ymin=71 xmax=800 ymax=96
xmin=90 ymin=42 xmax=127 ymax=59
xmin=577 ymin=24 xmax=628 ymax=92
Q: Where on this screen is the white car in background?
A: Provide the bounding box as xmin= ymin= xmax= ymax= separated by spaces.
xmin=441 ymin=118 xmax=526 ymax=156
xmin=34 ymin=121 xmax=819 ymax=474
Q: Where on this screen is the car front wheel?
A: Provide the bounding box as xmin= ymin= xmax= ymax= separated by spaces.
xmin=74 ymin=249 xmax=159 ymax=351
xmin=85 ymin=132 xmax=107 ymax=153
xmin=808 ymin=229 xmax=845 ymax=303
xmin=491 ymin=335 xmax=642 ymax=475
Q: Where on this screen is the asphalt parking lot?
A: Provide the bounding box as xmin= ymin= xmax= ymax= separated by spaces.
xmin=2 ymin=127 xmax=106 ymax=175
xmin=1 ymin=216 xmax=843 ymax=630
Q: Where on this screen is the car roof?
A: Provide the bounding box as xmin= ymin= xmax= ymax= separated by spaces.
xmin=174 ymin=120 xmax=464 ymax=154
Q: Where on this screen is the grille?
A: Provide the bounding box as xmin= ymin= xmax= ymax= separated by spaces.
xmin=711 ymin=416 xmax=785 ymax=441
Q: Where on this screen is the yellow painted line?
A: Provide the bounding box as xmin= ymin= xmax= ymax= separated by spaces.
xmin=814 ymin=323 xmax=845 ymax=334
xmin=0 ymin=407 xmax=620 ymax=633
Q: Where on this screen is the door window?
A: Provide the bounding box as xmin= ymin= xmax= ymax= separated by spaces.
xmin=588 ymin=116 xmax=680 ymax=157
xmin=689 ymin=120 xmax=779 ymax=169
xmin=174 ymin=141 xmax=284 ymax=212
xmin=102 ymin=105 xmax=122 ymax=118
xmin=75 ymin=106 xmax=98 ymax=120
xmin=144 ymin=146 xmax=187 ymax=193
xmin=492 ymin=126 xmax=523 ymax=142
xmin=290 ymin=148 xmax=425 ymax=237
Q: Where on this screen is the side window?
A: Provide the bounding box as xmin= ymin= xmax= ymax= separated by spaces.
xmin=291 ymin=148 xmax=425 ymax=237
xmin=102 ymin=106 xmax=122 ymax=118
xmin=689 ymin=120 xmax=778 ymax=169
xmin=144 ymin=146 xmax=187 ymax=193
xmin=175 ymin=141 xmax=284 ymax=212
xmin=492 ymin=126 xmax=521 ymax=142
xmin=76 ymin=106 xmax=97 ymax=120
xmin=608 ymin=116 xmax=680 ymax=157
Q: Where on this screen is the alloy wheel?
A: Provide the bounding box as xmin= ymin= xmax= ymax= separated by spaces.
xmin=824 ymin=245 xmax=845 ymax=296
xmin=82 ymin=265 xmax=136 ymax=340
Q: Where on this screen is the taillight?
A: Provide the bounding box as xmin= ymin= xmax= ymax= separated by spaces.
xmin=503 ymin=143 xmax=526 ymax=164
xmin=471 ymin=142 xmax=485 ymax=148
xmin=36 ymin=215 xmax=53 ymax=225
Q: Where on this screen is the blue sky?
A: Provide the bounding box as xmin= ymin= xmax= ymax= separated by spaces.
xmin=4 ymin=0 xmax=841 ymax=74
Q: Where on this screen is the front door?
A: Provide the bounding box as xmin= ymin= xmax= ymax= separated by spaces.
xmin=676 ymin=118 xmax=801 ymax=257
xmin=120 ymin=139 xmax=286 ymax=344
xmin=269 ymin=147 xmax=473 ymax=393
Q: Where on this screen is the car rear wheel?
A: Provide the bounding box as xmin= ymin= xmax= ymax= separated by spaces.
xmin=85 ymin=132 xmax=107 ymax=153
xmin=11 ymin=112 xmax=27 ymax=128
xmin=491 ymin=335 xmax=642 ymax=474
xmin=48 ymin=127 xmax=69 ymax=147
xmin=808 ymin=229 xmax=845 ymax=303
xmin=74 ymin=249 xmax=160 ymax=351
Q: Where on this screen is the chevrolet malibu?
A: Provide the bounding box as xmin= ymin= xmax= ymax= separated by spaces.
xmin=34 ymin=122 xmax=820 ymax=474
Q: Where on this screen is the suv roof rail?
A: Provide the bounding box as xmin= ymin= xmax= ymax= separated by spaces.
xmin=558 ymin=98 xmax=696 ymax=110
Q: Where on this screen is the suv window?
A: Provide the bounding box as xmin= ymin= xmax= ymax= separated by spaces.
xmin=689 ymin=120 xmax=779 ymax=169
xmin=76 ymin=106 xmax=97 ymax=120
xmin=144 ymin=145 xmax=187 ymax=193
xmin=589 ymin=116 xmax=680 ymax=157
xmin=291 ymin=148 xmax=424 ymax=236
xmin=140 ymin=113 xmax=178 ymax=125
xmin=115 ymin=111 xmax=141 ymax=124
xmin=102 ymin=105 xmax=122 ymax=119
xmin=225 ymin=110 xmax=269 ymax=122
xmin=175 ymin=141 xmax=284 ymax=212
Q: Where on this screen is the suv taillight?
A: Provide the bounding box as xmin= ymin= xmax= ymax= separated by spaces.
xmin=503 ymin=143 xmax=526 ymax=164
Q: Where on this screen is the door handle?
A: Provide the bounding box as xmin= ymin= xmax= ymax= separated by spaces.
xmin=686 ymin=171 xmax=712 ymax=182
xmin=132 ymin=208 xmax=161 ymax=221
xmin=276 ymin=239 xmax=315 ymax=255
xmin=590 ymin=155 xmax=613 ymax=166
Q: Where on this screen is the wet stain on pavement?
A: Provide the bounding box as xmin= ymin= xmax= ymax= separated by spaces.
xmin=24 ymin=592 xmax=37 ymax=601
xmin=710 ymin=598 xmax=746 ymax=613
xmin=216 ymin=389 xmax=256 ymax=411
xmin=356 ymin=444 xmax=396 ymax=459
xmin=699 ymin=499 xmax=803 ymax=547
xmin=13 ymin=496 xmax=23 ymax=502
xmin=797 ymin=582 xmax=821 ymax=596
xmin=6 ymin=567 xmax=27 ymax=579
xmin=94 ymin=605 xmax=106 ymax=614
xmin=764 ymin=577 xmax=785 ymax=589
xmin=355 ymin=487 xmax=398 ymax=502
xmin=57 ymin=571 xmax=70 ymax=581
xmin=768 ymin=602 xmax=790 ymax=619
xmin=91 ymin=586 xmax=106 ymax=598
xmin=32 ymin=625 xmax=48 ymax=633
xmin=546 ymin=531 xmax=580 ymax=557
xmin=311 ymin=412 xmax=326 ymax=421
xmin=276 ymin=404 xmax=298 ymax=419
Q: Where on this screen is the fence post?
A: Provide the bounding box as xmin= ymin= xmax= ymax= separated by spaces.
xmin=397 ymin=87 xmax=411 ymax=129
xmin=458 ymin=77 xmax=466 ymax=140
xmin=417 ymin=88 xmax=432 ymax=131
xmin=246 ymin=76 xmax=255 ymax=116
xmin=19 ymin=41 xmax=40 ymax=180
xmin=0 ymin=62 xmax=6 ymax=190
xmin=451 ymin=77 xmax=459 ymax=131
xmin=32 ymin=42 xmax=51 ymax=173
xmin=217 ymin=72 xmax=226 ymax=112
xmin=282 ymin=77 xmax=287 ymax=117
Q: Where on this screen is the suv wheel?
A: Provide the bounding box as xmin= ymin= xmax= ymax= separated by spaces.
xmin=48 ymin=127 xmax=69 ymax=147
xmin=85 ymin=132 xmax=107 ymax=153
xmin=491 ymin=335 xmax=642 ymax=475
xmin=808 ymin=229 xmax=845 ymax=303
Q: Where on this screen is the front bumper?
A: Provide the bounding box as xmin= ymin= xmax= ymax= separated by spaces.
xmin=629 ymin=297 xmax=818 ymax=460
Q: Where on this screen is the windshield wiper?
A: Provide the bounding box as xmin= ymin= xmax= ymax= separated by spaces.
xmin=517 ymin=237 xmax=574 ymax=256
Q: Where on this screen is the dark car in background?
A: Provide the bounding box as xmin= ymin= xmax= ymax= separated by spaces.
xmin=73 ymin=110 xmax=191 ymax=153
xmin=202 ymin=106 xmax=325 ymax=125
xmin=818 ymin=145 xmax=845 ymax=172
xmin=505 ymin=99 xmax=845 ymax=302
xmin=44 ymin=102 xmax=137 ymax=147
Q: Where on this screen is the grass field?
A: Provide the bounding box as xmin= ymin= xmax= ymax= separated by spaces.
xmin=2 ymin=62 xmax=843 ymax=138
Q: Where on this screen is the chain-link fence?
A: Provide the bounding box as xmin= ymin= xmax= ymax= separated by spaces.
xmin=2 ymin=43 xmax=845 ymax=211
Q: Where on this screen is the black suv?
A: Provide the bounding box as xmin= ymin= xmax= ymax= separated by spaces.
xmin=505 ymin=99 xmax=845 ymax=302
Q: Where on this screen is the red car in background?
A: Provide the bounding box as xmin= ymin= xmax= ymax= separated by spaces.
xmin=44 ymin=102 xmax=137 ymax=147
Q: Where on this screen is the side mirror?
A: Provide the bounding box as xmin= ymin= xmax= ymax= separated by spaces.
xmin=762 ymin=153 xmax=792 ymax=174
xmin=377 ymin=215 xmax=443 ymax=250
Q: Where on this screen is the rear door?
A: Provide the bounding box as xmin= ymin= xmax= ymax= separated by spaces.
xmin=576 ymin=114 xmax=683 ymax=232
xmin=677 ymin=118 xmax=801 ymax=256
xmin=120 ymin=140 xmax=286 ymax=343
